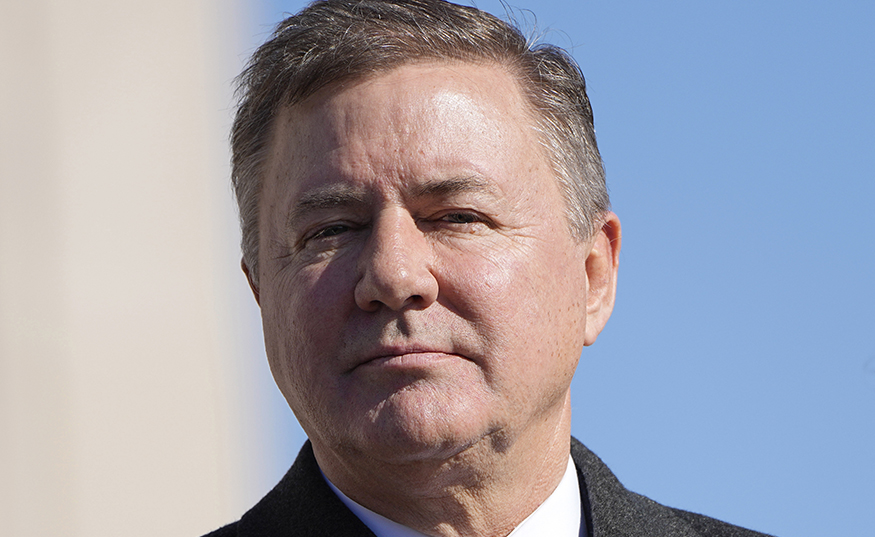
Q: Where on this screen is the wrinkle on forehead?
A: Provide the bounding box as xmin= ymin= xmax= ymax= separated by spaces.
xmin=315 ymin=62 xmax=527 ymax=130
xmin=264 ymin=61 xmax=555 ymax=224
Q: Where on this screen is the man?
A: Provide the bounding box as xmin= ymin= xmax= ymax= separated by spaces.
xmin=205 ymin=1 xmax=772 ymax=536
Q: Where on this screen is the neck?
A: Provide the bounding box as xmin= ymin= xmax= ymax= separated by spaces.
xmin=312 ymin=396 xmax=573 ymax=537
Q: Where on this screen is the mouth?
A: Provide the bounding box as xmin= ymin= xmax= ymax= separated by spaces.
xmin=351 ymin=345 xmax=463 ymax=373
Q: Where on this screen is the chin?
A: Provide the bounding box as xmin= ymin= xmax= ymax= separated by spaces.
xmin=343 ymin=386 xmax=497 ymax=463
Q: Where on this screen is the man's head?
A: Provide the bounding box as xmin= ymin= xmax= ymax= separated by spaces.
xmin=233 ymin=0 xmax=621 ymax=473
xmin=232 ymin=0 xmax=609 ymax=287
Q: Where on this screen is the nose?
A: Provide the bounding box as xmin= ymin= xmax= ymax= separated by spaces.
xmin=354 ymin=211 xmax=439 ymax=312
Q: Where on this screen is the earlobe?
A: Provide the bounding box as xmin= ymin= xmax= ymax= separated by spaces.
xmin=583 ymin=212 xmax=621 ymax=346
xmin=242 ymin=258 xmax=261 ymax=306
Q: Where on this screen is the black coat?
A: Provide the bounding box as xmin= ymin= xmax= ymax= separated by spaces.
xmin=203 ymin=438 xmax=773 ymax=537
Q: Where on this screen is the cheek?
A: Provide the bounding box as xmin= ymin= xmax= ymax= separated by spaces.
xmin=260 ymin=262 xmax=355 ymax=387
xmin=440 ymin=240 xmax=587 ymax=363
xmin=260 ymin=285 xmax=306 ymax=387
xmin=451 ymin=240 xmax=574 ymax=317
xmin=270 ymin=252 xmax=359 ymax=325
xmin=436 ymin=245 xmax=542 ymax=357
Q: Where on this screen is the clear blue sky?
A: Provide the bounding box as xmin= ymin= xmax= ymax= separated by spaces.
xmin=240 ymin=2 xmax=875 ymax=535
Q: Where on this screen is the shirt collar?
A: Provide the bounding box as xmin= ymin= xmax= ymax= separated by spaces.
xmin=324 ymin=455 xmax=583 ymax=537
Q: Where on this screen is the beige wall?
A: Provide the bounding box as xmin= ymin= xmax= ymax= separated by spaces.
xmin=0 ymin=0 xmax=261 ymax=534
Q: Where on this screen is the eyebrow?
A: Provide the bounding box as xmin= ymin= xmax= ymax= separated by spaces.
xmin=287 ymin=184 xmax=368 ymax=230
xmin=294 ymin=184 xmax=367 ymax=213
xmin=410 ymin=176 xmax=496 ymax=198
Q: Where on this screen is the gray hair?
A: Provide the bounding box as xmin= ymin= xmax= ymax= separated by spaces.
xmin=232 ymin=0 xmax=609 ymax=284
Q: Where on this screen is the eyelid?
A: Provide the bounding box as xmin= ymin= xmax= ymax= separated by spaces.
xmin=442 ymin=212 xmax=479 ymax=223
xmin=308 ymin=223 xmax=348 ymax=239
xmin=300 ymin=219 xmax=361 ymax=246
xmin=429 ymin=209 xmax=495 ymax=228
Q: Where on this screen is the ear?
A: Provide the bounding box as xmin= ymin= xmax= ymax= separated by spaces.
xmin=583 ymin=212 xmax=621 ymax=346
xmin=241 ymin=258 xmax=261 ymax=306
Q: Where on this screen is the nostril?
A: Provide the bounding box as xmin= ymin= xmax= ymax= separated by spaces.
xmin=403 ymin=295 xmax=426 ymax=309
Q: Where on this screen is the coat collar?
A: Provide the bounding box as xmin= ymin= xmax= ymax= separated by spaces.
xmin=230 ymin=438 xmax=731 ymax=537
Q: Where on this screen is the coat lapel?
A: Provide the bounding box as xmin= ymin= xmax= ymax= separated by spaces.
xmin=237 ymin=441 xmax=377 ymax=537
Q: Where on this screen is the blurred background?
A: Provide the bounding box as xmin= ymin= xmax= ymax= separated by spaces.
xmin=1 ymin=0 xmax=872 ymax=535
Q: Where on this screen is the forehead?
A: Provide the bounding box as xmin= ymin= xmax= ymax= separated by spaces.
xmin=263 ymin=61 xmax=553 ymax=200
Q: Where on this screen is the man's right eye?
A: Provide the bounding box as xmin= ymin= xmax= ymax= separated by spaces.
xmin=308 ymin=224 xmax=350 ymax=241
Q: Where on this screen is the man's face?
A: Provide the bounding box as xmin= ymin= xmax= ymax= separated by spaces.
xmin=254 ymin=62 xmax=613 ymax=462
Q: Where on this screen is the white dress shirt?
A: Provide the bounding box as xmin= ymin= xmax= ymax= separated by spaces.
xmin=324 ymin=455 xmax=584 ymax=537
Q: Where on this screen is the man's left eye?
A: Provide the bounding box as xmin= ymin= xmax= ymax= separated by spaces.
xmin=441 ymin=213 xmax=479 ymax=224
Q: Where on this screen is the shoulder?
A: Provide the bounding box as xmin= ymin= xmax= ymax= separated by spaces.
xmin=668 ymin=507 xmax=774 ymax=537
xmin=200 ymin=523 xmax=237 ymax=537
xmin=198 ymin=441 xmax=375 ymax=537
xmin=571 ymin=437 xmax=775 ymax=537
